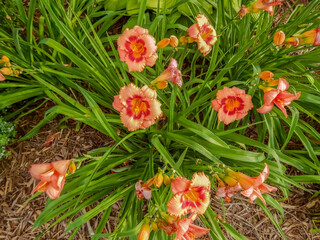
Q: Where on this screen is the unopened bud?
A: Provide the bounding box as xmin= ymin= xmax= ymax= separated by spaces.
xmin=157 ymin=38 xmax=170 ymax=49
xmin=68 ymin=163 xmax=76 ymax=173
xmin=153 ymin=173 xmax=163 ymax=188
xmin=1 ymin=67 xmax=12 ymax=75
xmin=259 ymin=71 xmax=273 ymax=81
xmin=138 ymin=223 xmax=150 ymax=240
xmin=163 ymin=174 xmax=170 ymax=185
xmin=1 ymin=56 xmax=9 ymax=63
xmin=169 ymin=35 xmax=179 ymax=47
xmin=151 ymin=222 xmax=158 ymax=231
xmin=273 ymin=31 xmax=285 ymax=45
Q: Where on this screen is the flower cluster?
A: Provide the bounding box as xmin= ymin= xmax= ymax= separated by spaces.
xmin=273 ymin=28 xmax=320 ymax=47
xmin=0 ymin=56 xmax=22 ymax=80
xmin=215 ymin=163 xmax=277 ymax=205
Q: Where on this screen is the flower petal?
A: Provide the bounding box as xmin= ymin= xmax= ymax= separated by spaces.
xmin=167 ymin=193 xmax=188 ymax=217
xmin=51 ymin=160 xmax=70 ymax=175
xmin=190 ymin=172 xmax=210 ymax=190
xmin=120 ymin=108 xmax=143 ymax=131
xmin=113 ymin=95 xmax=125 ymax=112
xmin=171 ymin=177 xmax=191 ymax=194
xmin=29 ymin=163 xmax=52 ymax=180
xmin=211 ymin=99 xmax=221 ymax=111
xmin=187 ymin=24 xmax=200 ymax=38
xmin=277 ymin=78 xmax=289 ymax=91
xmin=119 ymin=83 xmax=141 ymax=105
xmin=256 ymin=103 xmax=274 ymax=114
xmin=46 ymin=183 xmax=62 ymax=199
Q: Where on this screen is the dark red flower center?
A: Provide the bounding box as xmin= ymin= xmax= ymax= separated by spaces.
xmin=221 ymin=96 xmax=244 ymax=115
xmin=126 ymin=95 xmax=150 ymax=119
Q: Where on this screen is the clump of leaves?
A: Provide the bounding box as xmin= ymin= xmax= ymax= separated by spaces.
xmin=0 ymin=116 xmax=16 ymax=160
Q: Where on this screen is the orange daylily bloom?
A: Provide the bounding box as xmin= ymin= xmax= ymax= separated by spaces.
xmin=273 ymin=31 xmax=285 ymax=45
xmin=138 ymin=223 xmax=150 ymax=240
xmin=187 ymin=14 xmax=217 ymax=56
xmin=29 ymin=160 xmax=71 ymax=199
xmin=211 ymin=87 xmax=253 ymax=125
xmin=150 ymin=58 xmax=183 ymax=89
xmin=257 ymin=78 xmax=300 ymax=117
xmin=167 ymin=172 xmax=210 ymax=217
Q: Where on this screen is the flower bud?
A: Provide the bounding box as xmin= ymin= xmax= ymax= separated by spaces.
xmin=259 ymin=71 xmax=273 ymax=81
xmin=163 ymin=174 xmax=170 ymax=185
xmin=156 ymin=80 xmax=168 ymax=89
xmin=273 ymin=31 xmax=285 ymax=45
xmin=138 ymin=223 xmax=150 ymax=240
xmin=157 ymin=38 xmax=170 ymax=49
xmin=68 ymin=163 xmax=76 ymax=173
xmin=1 ymin=67 xmax=13 ymax=75
xmin=151 ymin=222 xmax=158 ymax=231
xmin=169 ymin=35 xmax=179 ymax=47
xmin=153 ymin=173 xmax=163 ymax=188
xmin=1 ymin=56 xmax=10 ymax=63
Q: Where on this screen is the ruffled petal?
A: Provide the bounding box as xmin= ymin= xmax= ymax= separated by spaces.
xmin=191 ymin=172 xmax=210 ymax=190
xmin=253 ymin=163 xmax=268 ymax=187
xmin=144 ymin=99 xmax=162 ymax=121
xmin=145 ymin=52 xmax=158 ymax=67
xmin=139 ymin=34 xmax=157 ymax=57
xmin=218 ymin=108 xmax=237 ymax=125
xmin=176 ymin=218 xmax=192 ymax=240
xmin=29 ymin=163 xmax=52 ymax=180
xmin=277 ymin=78 xmax=289 ymax=91
xmin=167 ymin=193 xmax=188 ymax=217
xmin=113 ymin=95 xmax=125 ymax=111
xmin=126 ymin=57 xmax=146 ymax=72
xmin=188 ymin=224 xmax=210 ymax=238
xmin=187 ymin=24 xmax=200 ymax=38
xmin=197 ymin=37 xmax=212 ymax=56
xmin=120 ymin=108 xmax=143 ymax=131
xmin=211 ymin=99 xmax=221 ymax=111
xmin=119 ymin=83 xmax=141 ymax=105
xmin=51 ymin=160 xmax=70 ymax=175
xmin=171 ymin=177 xmax=191 ymax=194
xmin=141 ymin=85 xmax=157 ymax=99
xmin=256 ymin=103 xmax=274 ymax=114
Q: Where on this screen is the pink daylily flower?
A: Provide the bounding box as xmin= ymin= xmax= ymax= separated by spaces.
xmin=257 ymin=78 xmax=300 ymax=118
xmin=135 ymin=180 xmax=153 ymax=200
xmin=150 ymin=58 xmax=183 ymax=89
xmin=167 ymin=173 xmax=210 ymax=217
xmin=240 ymin=0 xmax=283 ymax=18
xmin=117 ymin=26 xmax=158 ymax=72
xmin=211 ymin=87 xmax=253 ymax=125
xmin=29 ymin=160 xmax=70 ymax=199
xmin=187 ymin=14 xmax=217 ymax=56
xmin=112 ymin=84 xmax=163 ymax=131
xmin=238 ymin=164 xmax=277 ymax=205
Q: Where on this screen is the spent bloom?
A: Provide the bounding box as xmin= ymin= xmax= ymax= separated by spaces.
xmin=167 ymin=172 xmax=210 ymax=217
xmin=29 ymin=160 xmax=71 ymax=199
xmin=239 ymin=0 xmax=283 ymax=18
xmin=217 ymin=163 xmax=277 ymax=205
xmin=211 ymin=87 xmax=253 ymax=125
xmin=157 ymin=214 xmax=210 ymax=240
xmin=112 ymin=84 xmax=162 ymax=131
xmin=150 ymin=58 xmax=183 ymax=89
xmin=135 ymin=179 xmax=153 ymax=200
xmin=257 ymin=78 xmax=300 ymax=117
xmin=117 ymin=26 xmax=158 ymax=72
xmin=187 ymin=14 xmax=218 ymax=56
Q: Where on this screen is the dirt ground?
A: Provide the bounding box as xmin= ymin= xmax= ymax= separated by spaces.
xmin=1 ymin=100 xmax=320 ymax=240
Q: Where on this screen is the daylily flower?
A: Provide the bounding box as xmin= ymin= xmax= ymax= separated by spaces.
xmin=257 ymin=78 xmax=300 ymax=117
xmin=135 ymin=179 xmax=153 ymax=200
xmin=158 ymin=214 xmax=210 ymax=240
xmin=215 ymin=174 xmax=242 ymax=203
xmin=138 ymin=222 xmax=150 ymax=240
xmin=112 ymin=84 xmax=162 ymax=131
xmin=187 ymin=14 xmax=217 ymax=56
xmin=29 ymin=160 xmax=71 ymax=199
xmin=117 ymin=26 xmax=158 ymax=72
xmin=211 ymin=87 xmax=253 ymax=125
xmin=167 ymin=172 xmax=210 ymax=217
xmin=239 ymin=0 xmax=283 ymax=18
xmin=217 ymin=163 xmax=277 ymax=205
xmin=273 ymin=31 xmax=286 ymax=45
xmin=150 ymin=58 xmax=183 ymax=89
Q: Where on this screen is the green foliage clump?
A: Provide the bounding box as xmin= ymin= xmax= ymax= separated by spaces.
xmin=0 ymin=116 xmax=16 ymax=160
